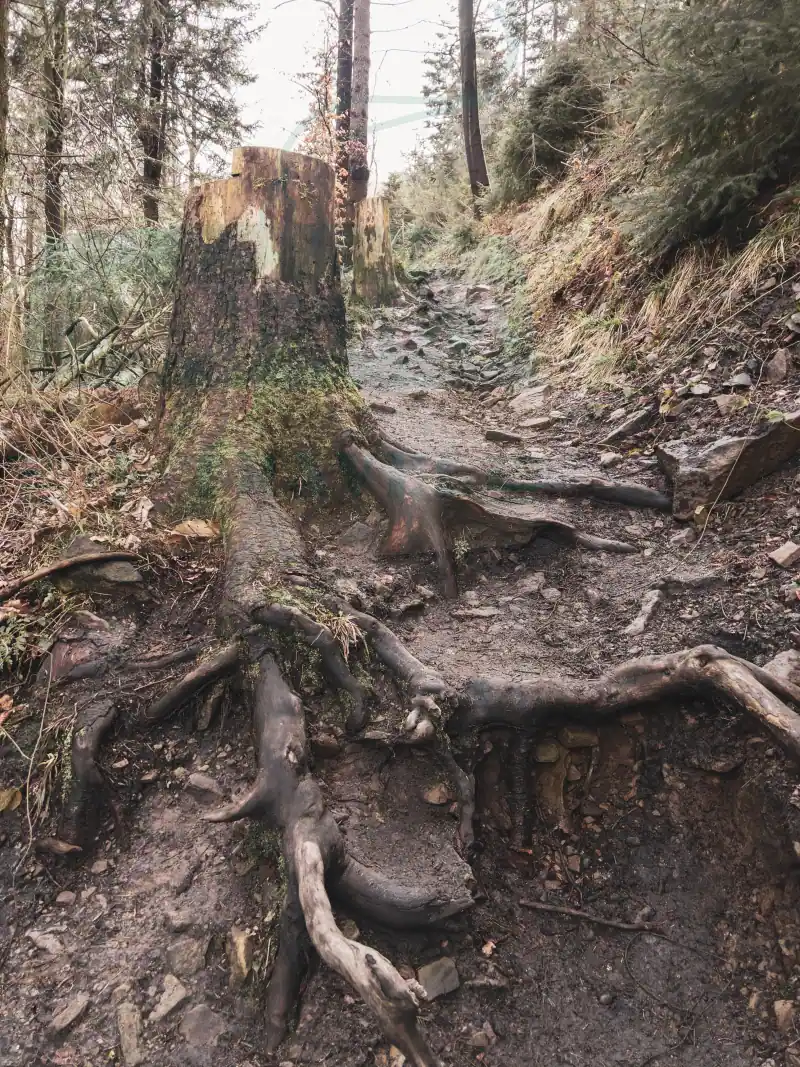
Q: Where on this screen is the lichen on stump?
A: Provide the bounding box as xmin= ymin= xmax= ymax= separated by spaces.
xmin=352 ymin=197 xmax=399 ymax=306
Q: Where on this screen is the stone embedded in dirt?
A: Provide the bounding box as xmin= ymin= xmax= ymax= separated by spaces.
xmin=485 ymin=427 xmax=523 ymax=444
xmin=150 ymin=974 xmax=189 ymax=1022
xmin=724 ymin=371 xmax=753 ymax=388
xmin=624 ymin=589 xmax=666 ymax=636
xmin=369 ymin=400 xmax=397 ymax=414
xmin=712 ymin=393 xmax=748 ymax=415
xmin=49 ymin=993 xmax=90 ymax=1035
xmin=567 ymin=765 xmax=582 ymax=782
xmin=534 ymin=740 xmax=561 ymax=764
xmin=598 ymin=992 xmax=615 ymax=1006
xmin=566 ymin=855 xmax=582 ymax=874
xmin=91 ymin=858 xmax=109 ymax=874
xmin=423 ymin=783 xmax=452 ymax=806
xmin=520 ymin=415 xmax=553 ymax=430
xmin=765 ymin=650 xmax=800 ymax=688
xmin=774 ymin=999 xmax=795 ymax=1033
xmin=602 ymin=406 xmax=655 ymax=445
xmin=657 ymin=411 xmax=800 ymax=518
xmin=541 ymin=587 xmax=561 ymax=602
xmin=516 ymin=572 xmax=546 ymax=595
xmin=558 ymin=726 xmax=599 ymax=749
xmin=769 ymin=541 xmax=800 ymax=569
xmin=764 ymin=348 xmax=791 ymax=382
xmin=417 ymin=957 xmax=460 ymax=1000
xmin=337 ymin=521 xmax=375 ymax=551
xmin=166 ymin=935 xmax=209 ymax=977
xmin=179 ymin=1003 xmax=227 ymax=1046
xmin=116 ymin=1002 xmax=144 ymax=1066
xmin=185 ymin=772 xmax=224 ymax=802
xmin=452 ymin=606 xmax=501 ymax=618
xmin=533 ymin=741 xmax=571 ymax=832
xmin=312 ymin=732 xmax=342 ymax=758
xmin=690 ymin=383 xmax=712 ymax=397
xmin=508 ymin=384 xmax=551 ymax=414
xmin=27 ymin=929 xmax=64 ymax=955
xmin=466 ymin=284 xmax=491 ymax=303
xmin=56 ymin=890 xmax=76 ymax=906
xmin=670 ymin=527 xmax=696 ymax=547
xmin=164 ymin=908 xmax=193 ymax=933
xmin=56 ymin=536 xmax=143 ymax=595
xmin=226 ymin=926 xmax=253 ymax=989
xmin=599 ymin=451 xmax=622 ymax=468
xmin=402 ymin=337 xmax=419 ymax=350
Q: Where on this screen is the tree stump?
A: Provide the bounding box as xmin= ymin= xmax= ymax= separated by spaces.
xmin=157 ymin=146 xmax=357 ymax=623
xmin=351 ymin=197 xmax=399 ymax=305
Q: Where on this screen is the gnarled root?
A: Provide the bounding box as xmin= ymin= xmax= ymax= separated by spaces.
xmin=377 ymin=435 xmax=671 ymax=511
xmin=141 ymin=643 xmax=241 ymax=724
xmin=59 ymin=699 xmax=120 ymax=846
xmin=450 ymin=645 xmax=800 ymax=759
xmin=205 ymin=654 xmax=468 ymax=1064
xmin=345 ymin=441 xmax=634 ymax=596
xmin=254 ymin=603 xmax=370 ymax=732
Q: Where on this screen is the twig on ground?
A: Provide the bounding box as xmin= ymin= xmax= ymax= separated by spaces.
xmin=518 ymin=900 xmax=661 ymax=932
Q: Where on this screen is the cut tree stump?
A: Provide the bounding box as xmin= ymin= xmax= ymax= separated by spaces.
xmin=352 ymin=197 xmax=399 ymax=305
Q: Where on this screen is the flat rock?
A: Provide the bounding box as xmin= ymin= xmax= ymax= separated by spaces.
xmin=601 ymin=406 xmax=654 ymax=444
xmin=56 ymin=890 xmax=76 ymax=906
xmin=27 ymin=929 xmax=63 ymax=955
xmin=56 ymin=536 xmax=142 ymax=593
xmin=337 ymin=522 xmax=375 ymax=551
xmin=185 ymin=772 xmax=224 ymax=801
xmin=508 ymin=384 xmax=551 ymax=414
xmin=423 ymin=783 xmax=452 ymax=806
xmin=418 ymin=957 xmax=460 ymax=1000
xmin=516 ymin=572 xmax=546 ymax=595
xmin=150 ymin=974 xmax=189 ymax=1021
xmin=764 ymin=348 xmax=791 ymax=382
xmin=534 ymin=740 xmax=562 ymax=764
xmin=519 ymin=416 xmax=553 ymax=430
xmin=599 ymin=451 xmax=622 ymax=468
xmin=50 ymin=993 xmax=90 ymax=1034
xmin=166 ymin=935 xmax=208 ymax=977
xmin=713 ymin=394 xmax=748 ymax=415
xmin=485 ymin=428 xmax=523 ymax=444
xmin=116 ymin=1002 xmax=144 ymax=1066
xmin=656 ymin=411 xmax=800 ymax=519
xmin=774 ymin=999 xmax=794 ymax=1034
xmin=765 ymin=650 xmax=800 ymax=688
xmin=452 ymin=606 xmax=501 ymax=618
xmin=180 ymin=1004 xmax=227 ymax=1046
xmin=164 ymin=907 xmax=193 ymax=933
xmin=91 ymin=858 xmax=109 ymax=874
xmin=769 ymin=541 xmax=800 ymax=569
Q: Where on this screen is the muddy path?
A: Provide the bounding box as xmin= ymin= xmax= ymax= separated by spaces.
xmin=2 ymin=272 xmax=800 ymax=1067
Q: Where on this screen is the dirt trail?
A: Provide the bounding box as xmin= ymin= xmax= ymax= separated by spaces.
xmin=2 ymin=272 xmax=800 ymax=1067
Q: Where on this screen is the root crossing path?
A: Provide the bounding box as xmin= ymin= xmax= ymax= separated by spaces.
xmin=4 ymin=272 xmax=800 ymax=1067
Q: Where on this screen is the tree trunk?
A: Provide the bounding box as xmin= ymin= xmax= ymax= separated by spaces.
xmin=458 ymin=0 xmax=489 ymax=202
xmin=0 ymin=0 xmax=9 ymax=284
xmin=352 ymin=197 xmax=398 ymax=305
xmin=335 ymin=0 xmax=354 ymax=254
xmin=347 ymin=0 xmax=370 ymax=238
xmin=139 ymin=0 xmax=169 ymax=225
xmin=42 ymin=0 xmax=67 ymax=368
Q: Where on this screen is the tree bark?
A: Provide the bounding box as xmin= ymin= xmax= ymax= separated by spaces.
xmin=352 ymin=197 xmax=398 ymax=305
xmin=138 ymin=0 xmax=172 ymax=225
xmin=335 ymin=0 xmax=354 ymax=252
xmin=348 ymin=0 xmax=370 ymax=236
xmin=458 ymin=0 xmax=489 ymax=201
xmin=42 ymin=0 xmax=67 ymax=368
xmin=0 ymin=0 xmax=9 ymax=284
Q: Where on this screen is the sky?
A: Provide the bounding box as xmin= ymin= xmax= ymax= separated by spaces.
xmin=238 ymin=0 xmax=458 ymax=188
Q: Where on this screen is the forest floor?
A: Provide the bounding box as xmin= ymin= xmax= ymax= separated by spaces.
xmin=2 ymin=272 xmax=800 ymax=1067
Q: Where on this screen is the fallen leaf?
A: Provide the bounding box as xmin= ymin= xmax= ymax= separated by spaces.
xmin=135 ymin=496 xmax=154 ymax=527
xmin=169 ymin=519 xmax=220 ymax=540
xmin=0 ymin=787 xmax=22 ymax=812
xmin=481 ymin=940 xmax=496 ymax=957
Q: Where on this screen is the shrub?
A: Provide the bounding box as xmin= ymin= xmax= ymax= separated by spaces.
xmin=494 ymin=53 xmax=603 ymax=204
xmin=617 ymin=0 xmax=800 ymax=256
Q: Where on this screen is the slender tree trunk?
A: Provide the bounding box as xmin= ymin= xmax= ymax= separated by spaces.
xmin=0 ymin=0 xmax=9 ymax=284
xmin=520 ymin=0 xmax=528 ymax=85
xmin=42 ymin=0 xmax=67 ymax=369
xmin=458 ymin=0 xmax=489 ymax=201
xmin=348 ymin=0 xmax=370 ymax=239
xmin=139 ymin=0 xmax=169 ymax=225
xmin=335 ymin=0 xmax=354 ymax=253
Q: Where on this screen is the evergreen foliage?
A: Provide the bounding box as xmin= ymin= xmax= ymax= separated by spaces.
xmin=617 ymin=0 xmax=800 ymax=255
xmin=494 ymin=52 xmax=602 ymax=204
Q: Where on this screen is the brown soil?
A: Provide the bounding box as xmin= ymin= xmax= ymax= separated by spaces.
xmin=2 ymin=273 xmax=800 ymax=1067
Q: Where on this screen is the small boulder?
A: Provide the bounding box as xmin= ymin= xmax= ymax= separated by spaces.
xmin=485 ymin=428 xmax=523 ymax=444
xmin=27 ymin=929 xmax=63 ymax=955
xmin=508 ymin=384 xmax=551 ymax=414
xmin=49 ymin=993 xmax=90 ymax=1035
xmin=519 ymin=416 xmax=553 ymax=430
xmin=166 ymin=936 xmax=208 ymax=977
xmin=56 ymin=890 xmax=76 ymax=906
xmin=764 ymin=349 xmax=792 ymax=383
xmin=179 ymin=1003 xmax=227 ymax=1046
xmin=150 ymin=974 xmax=189 ymax=1022
xmin=185 ymin=772 xmax=224 ymax=802
xmin=417 ymin=957 xmax=460 ymax=1000
xmin=599 ymin=451 xmax=622 ymax=469
xmin=769 ymin=541 xmax=800 ymax=569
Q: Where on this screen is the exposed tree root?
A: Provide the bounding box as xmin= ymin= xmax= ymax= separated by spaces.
xmin=0 ymin=551 xmax=139 ymax=603
xmin=254 ymin=604 xmax=370 ymax=732
xmin=345 ymin=440 xmax=634 ymax=596
xmin=519 ymin=900 xmax=662 ymax=933
xmin=204 ymin=654 xmax=469 ymax=1065
xmin=377 ymin=435 xmax=672 ymax=511
xmin=449 ymin=645 xmax=800 ymax=759
xmin=141 ymin=643 xmax=241 ymax=724
xmin=60 ymin=698 xmax=120 ymax=846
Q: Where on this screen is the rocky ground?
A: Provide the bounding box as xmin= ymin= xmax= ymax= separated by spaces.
xmin=1 ymin=271 xmax=800 ymax=1067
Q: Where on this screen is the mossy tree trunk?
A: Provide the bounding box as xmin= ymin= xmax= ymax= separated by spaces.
xmin=352 ymin=197 xmax=398 ymax=305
